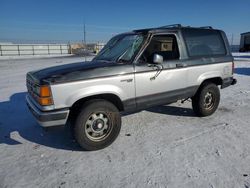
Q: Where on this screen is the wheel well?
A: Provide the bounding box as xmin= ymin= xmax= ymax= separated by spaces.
xmin=201 ymin=77 xmax=222 ymax=86
xmin=67 ymin=94 xmax=124 ymax=126
xmin=193 ymin=77 xmax=222 ymax=97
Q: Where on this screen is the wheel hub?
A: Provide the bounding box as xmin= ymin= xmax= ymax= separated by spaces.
xmin=92 ymin=119 xmax=104 ymax=132
xmin=85 ymin=112 xmax=111 ymax=141
xmin=97 ymin=123 xmax=103 ymax=129
xmin=204 ymin=92 xmax=214 ymax=109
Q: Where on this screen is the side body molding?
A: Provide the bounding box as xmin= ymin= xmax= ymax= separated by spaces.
xmin=186 ymin=62 xmax=232 ymax=87
xmin=197 ymin=70 xmax=222 ymax=85
xmin=66 ymin=85 xmax=124 ymax=106
xmin=50 ymin=74 xmax=136 ymax=110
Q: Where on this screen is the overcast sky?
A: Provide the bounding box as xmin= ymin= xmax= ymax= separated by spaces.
xmin=0 ymin=0 xmax=249 ymax=44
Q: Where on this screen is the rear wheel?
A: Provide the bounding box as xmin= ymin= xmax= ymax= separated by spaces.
xmin=192 ymin=82 xmax=220 ymax=117
xmin=74 ymin=99 xmax=121 ymax=150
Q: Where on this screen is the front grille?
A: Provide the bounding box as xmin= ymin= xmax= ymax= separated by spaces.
xmin=26 ymin=73 xmax=40 ymax=100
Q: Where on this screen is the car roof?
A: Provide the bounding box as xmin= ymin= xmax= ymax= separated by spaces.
xmin=241 ymin=32 xmax=250 ymax=35
xmin=133 ymin=24 xmax=220 ymax=34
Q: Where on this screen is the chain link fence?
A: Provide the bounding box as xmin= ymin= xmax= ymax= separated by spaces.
xmin=0 ymin=43 xmax=70 ymax=56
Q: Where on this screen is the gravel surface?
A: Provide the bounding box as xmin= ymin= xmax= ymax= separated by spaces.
xmin=0 ymin=56 xmax=250 ymax=188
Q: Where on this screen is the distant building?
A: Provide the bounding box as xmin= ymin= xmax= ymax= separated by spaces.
xmin=95 ymin=43 xmax=105 ymax=54
xmin=87 ymin=42 xmax=105 ymax=54
xmin=70 ymin=42 xmax=106 ymax=55
xmin=239 ymin=32 xmax=250 ymax=52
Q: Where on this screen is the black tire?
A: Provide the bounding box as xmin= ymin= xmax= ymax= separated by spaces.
xmin=192 ymin=82 xmax=220 ymax=117
xmin=74 ymin=99 xmax=121 ymax=151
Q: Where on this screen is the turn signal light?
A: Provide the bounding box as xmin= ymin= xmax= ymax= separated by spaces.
xmin=38 ymin=85 xmax=53 ymax=106
xmin=39 ymin=97 xmax=53 ymax=106
xmin=40 ymin=86 xmax=51 ymax=97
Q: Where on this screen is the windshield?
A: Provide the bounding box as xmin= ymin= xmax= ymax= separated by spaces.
xmin=93 ymin=34 xmax=145 ymax=62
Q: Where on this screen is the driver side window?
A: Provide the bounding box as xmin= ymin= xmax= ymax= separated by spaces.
xmin=140 ymin=34 xmax=180 ymax=63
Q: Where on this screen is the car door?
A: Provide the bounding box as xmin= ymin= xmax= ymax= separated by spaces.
xmin=134 ymin=33 xmax=188 ymax=109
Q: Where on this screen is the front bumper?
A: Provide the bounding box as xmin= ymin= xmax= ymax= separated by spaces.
xmin=221 ymin=77 xmax=237 ymax=89
xmin=26 ymin=95 xmax=69 ymax=127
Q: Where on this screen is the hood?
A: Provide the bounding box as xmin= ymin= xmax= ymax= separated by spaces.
xmin=28 ymin=60 xmax=133 ymax=85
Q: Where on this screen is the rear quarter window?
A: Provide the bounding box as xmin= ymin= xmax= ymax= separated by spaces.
xmin=183 ymin=29 xmax=226 ymax=57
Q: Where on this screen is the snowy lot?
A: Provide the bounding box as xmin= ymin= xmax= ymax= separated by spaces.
xmin=0 ymin=56 xmax=250 ymax=188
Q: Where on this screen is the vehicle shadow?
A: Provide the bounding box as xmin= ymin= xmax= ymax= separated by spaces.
xmin=0 ymin=92 xmax=195 ymax=150
xmin=0 ymin=92 xmax=81 ymax=151
xmin=235 ymin=67 xmax=250 ymax=76
xmin=147 ymin=105 xmax=195 ymax=117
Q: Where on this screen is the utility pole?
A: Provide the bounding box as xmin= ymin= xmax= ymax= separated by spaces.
xmin=83 ymin=22 xmax=87 ymax=61
xmin=231 ymin=33 xmax=234 ymax=51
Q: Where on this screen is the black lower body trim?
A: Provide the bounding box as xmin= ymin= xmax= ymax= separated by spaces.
xmin=123 ymin=86 xmax=199 ymax=112
xmin=26 ymin=95 xmax=69 ymax=127
xmin=29 ymin=105 xmax=68 ymax=122
xmin=221 ymin=77 xmax=237 ymax=89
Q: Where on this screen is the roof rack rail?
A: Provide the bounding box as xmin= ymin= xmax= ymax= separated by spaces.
xmin=200 ymin=26 xmax=213 ymax=29
xmin=159 ymin=24 xmax=182 ymax=28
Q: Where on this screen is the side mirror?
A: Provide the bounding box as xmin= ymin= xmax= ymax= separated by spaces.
xmin=153 ymin=54 xmax=163 ymax=64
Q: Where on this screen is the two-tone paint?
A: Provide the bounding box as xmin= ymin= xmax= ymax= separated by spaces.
xmin=26 ymin=27 xmax=236 ymax=127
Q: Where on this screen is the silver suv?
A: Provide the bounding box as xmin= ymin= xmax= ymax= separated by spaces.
xmin=26 ymin=24 xmax=237 ymax=150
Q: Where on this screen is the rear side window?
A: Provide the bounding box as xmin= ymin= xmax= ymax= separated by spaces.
xmin=183 ymin=29 xmax=226 ymax=57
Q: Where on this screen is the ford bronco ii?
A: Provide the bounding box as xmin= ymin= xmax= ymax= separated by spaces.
xmin=26 ymin=24 xmax=237 ymax=150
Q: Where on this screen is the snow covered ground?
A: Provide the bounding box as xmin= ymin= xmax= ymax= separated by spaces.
xmin=0 ymin=56 xmax=250 ymax=188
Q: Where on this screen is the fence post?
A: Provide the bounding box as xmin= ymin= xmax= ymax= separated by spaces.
xmin=60 ymin=45 xmax=62 ymax=54
xmin=32 ymin=45 xmax=35 ymax=55
xmin=68 ymin=42 xmax=71 ymax=54
xmin=48 ymin=45 xmax=50 ymax=55
xmin=17 ymin=45 xmax=20 ymax=56
xmin=0 ymin=45 xmax=2 ymax=56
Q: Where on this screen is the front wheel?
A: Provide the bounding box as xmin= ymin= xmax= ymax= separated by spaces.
xmin=192 ymin=82 xmax=220 ymax=117
xmin=74 ymin=99 xmax=121 ymax=150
